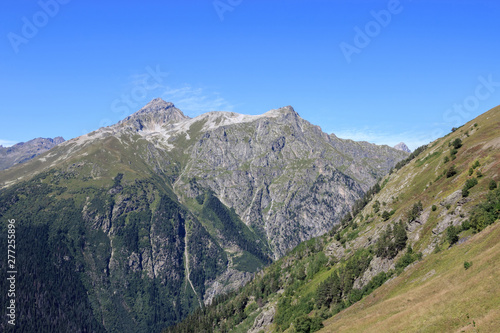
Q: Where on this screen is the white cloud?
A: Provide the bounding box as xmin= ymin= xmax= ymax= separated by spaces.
xmin=160 ymin=85 xmax=234 ymax=116
xmin=0 ymin=139 xmax=18 ymax=147
xmin=330 ymin=127 xmax=438 ymax=152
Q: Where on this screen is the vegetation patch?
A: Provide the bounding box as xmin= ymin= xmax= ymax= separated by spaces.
xmin=462 ymin=177 xmax=478 ymax=197
xmin=415 ymin=151 xmax=441 ymax=167
xmin=469 ymin=188 xmax=500 ymax=232
xmin=233 ymin=251 xmax=265 ymax=273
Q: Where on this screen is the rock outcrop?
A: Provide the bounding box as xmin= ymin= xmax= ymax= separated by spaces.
xmin=394 ymin=142 xmax=411 ymax=153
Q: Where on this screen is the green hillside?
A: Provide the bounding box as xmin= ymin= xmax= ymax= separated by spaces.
xmin=0 ymin=169 xmax=228 ymax=332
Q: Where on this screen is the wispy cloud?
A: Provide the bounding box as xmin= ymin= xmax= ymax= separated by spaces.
xmin=105 ymin=65 xmax=234 ymax=131
xmin=330 ymin=127 xmax=436 ymax=151
xmin=0 ymin=139 xmax=18 ymax=147
xmin=160 ymin=85 xmax=234 ymax=116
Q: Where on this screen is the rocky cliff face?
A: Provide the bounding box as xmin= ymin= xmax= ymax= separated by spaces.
xmin=171 ymin=106 xmax=407 ymax=257
xmin=0 ymin=98 xmax=408 ymax=332
xmin=0 ymin=136 xmax=64 ymax=170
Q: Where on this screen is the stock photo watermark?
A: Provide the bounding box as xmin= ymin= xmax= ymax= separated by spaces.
xmin=213 ymin=0 xmax=243 ymax=21
xmin=80 ymin=65 xmax=170 ymax=131
xmin=6 ymin=219 xmax=17 ymax=326
xmin=339 ymin=0 xmax=405 ymax=64
xmin=81 ymin=65 xmax=167 ymax=134
xmin=442 ymin=75 xmax=500 ymax=129
xmin=7 ymin=0 xmax=72 ymax=54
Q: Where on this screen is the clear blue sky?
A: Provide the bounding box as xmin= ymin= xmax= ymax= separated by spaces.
xmin=1 ymin=0 xmax=499 ymax=150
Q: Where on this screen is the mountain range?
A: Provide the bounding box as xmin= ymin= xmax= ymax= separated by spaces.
xmin=0 ymin=136 xmax=64 ymax=171
xmin=0 ymin=98 xmax=408 ymax=332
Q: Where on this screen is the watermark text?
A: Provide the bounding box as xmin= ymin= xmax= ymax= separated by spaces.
xmin=213 ymin=0 xmax=243 ymax=21
xmin=340 ymin=0 xmax=405 ymax=64
xmin=8 ymin=0 xmax=72 ymax=54
xmin=6 ymin=219 xmax=16 ymax=326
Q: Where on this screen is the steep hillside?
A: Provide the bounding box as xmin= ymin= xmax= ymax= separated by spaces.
xmin=0 ymin=99 xmax=406 ymax=332
xmin=165 ymin=105 xmax=500 ymax=333
xmin=321 ymin=221 xmax=500 ymax=332
xmin=0 ymin=136 xmax=64 ymax=170
xmin=318 ymin=105 xmax=500 ymax=333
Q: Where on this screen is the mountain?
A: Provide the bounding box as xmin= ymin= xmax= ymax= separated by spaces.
xmin=166 ymin=105 xmax=500 ymax=333
xmin=0 ymin=136 xmax=64 ymax=170
xmin=118 ymin=98 xmax=190 ymax=131
xmin=0 ymin=98 xmax=407 ymax=332
xmin=393 ymin=142 xmax=411 ymax=153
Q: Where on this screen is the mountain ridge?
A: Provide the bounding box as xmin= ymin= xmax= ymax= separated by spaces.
xmin=0 ymin=136 xmax=65 ymax=171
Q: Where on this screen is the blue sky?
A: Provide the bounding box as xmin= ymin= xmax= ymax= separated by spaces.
xmin=1 ymin=0 xmax=499 ymax=150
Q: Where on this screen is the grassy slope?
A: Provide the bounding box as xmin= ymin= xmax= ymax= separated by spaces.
xmin=319 ymin=106 xmax=500 ymax=332
xmin=321 ymin=222 xmax=500 ymax=333
xmin=357 ymin=106 xmax=500 ymax=254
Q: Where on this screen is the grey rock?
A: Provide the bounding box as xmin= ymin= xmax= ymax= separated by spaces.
xmin=440 ymin=190 xmax=462 ymax=208
xmin=324 ymin=240 xmax=345 ymax=259
xmin=248 ymin=305 xmax=276 ymax=333
xmin=204 ymin=268 xmax=254 ymax=305
xmin=353 ymin=256 xmax=394 ymax=290
xmin=118 ymin=98 xmax=189 ymax=132
xmin=394 ymin=142 xmax=411 ymax=153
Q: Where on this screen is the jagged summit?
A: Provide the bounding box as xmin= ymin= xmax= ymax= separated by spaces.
xmin=138 ymin=97 xmax=175 ymax=112
xmin=394 ymin=142 xmax=411 ymax=153
xmin=184 ymin=105 xmax=301 ymax=132
xmin=264 ymin=105 xmax=299 ymax=117
xmin=118 ymin=102 xmax=305 ymax=138
xmin=117 ymin=99 xmax=303 ymax=135
xmin=118 ymin=98 xmax=189 ymax=132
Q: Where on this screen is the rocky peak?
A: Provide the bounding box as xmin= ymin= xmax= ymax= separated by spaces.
xmin=264 ymin=105 xmax=299 ymax=118
xmin=52 ymin=136 xmax=65 ymax=145
xmin=118 ymin=98 xmax=190 ymax=132
xmin=140 ymin=97 xmax=175 ymax=112
xmin=393 ymin=142 xmax=411 ymax=153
